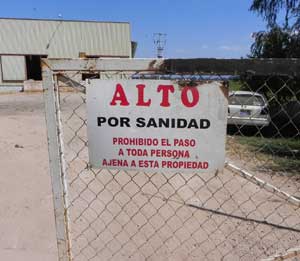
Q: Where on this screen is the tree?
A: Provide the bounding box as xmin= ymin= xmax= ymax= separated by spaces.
xmin=248 ymin=2 xmax=300 ymax=99
xmin=241 ymin=1 xmax=300 ymax=137
xmin=250 ymin=0 xmax=300 ymax=29
xmin=247 ymin=25 xmax=300 ymax=107
xmin=250 ymin=27 xmax=300 ymax=58
xmin=250 ymin=0 xmax=300 ymax=58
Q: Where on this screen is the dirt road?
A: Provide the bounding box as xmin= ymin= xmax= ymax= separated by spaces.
xmin=0 ymin=93 xmax=58 ymax=261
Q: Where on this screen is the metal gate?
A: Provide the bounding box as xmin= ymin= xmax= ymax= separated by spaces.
xmin=42 ymin=58 xmax=300 ymax=261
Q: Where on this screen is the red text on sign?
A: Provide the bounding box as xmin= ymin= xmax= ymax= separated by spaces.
xmin=109 ymin=83 xmax=200 ymax=108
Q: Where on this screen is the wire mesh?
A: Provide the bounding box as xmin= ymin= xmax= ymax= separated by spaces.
xmin=49 ymin=66 xmax=300 ymax=261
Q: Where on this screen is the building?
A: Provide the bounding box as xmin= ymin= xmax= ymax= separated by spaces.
xmin=0 ymin=18 xmax=133 ymax=91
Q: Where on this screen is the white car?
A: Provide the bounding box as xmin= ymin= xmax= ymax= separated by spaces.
xmin=227 ymin=91 xmax=271 ymax=127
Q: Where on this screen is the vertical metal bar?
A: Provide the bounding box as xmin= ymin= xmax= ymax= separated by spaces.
xmin=42 ymin=62 xmax=71 ymax=261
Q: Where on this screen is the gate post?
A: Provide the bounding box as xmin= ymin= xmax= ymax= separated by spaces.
xmin=42 ymin=62 xmax=71 ymax=261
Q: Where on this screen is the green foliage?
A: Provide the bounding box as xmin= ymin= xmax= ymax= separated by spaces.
xmin=250 ymin=27 xmax=300 ymax=58
xmin=229 ymin=80 xmax=243 ymax=91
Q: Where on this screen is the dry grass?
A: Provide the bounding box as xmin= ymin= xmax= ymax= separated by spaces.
xmin=226 ymin=135 xmax=300 ymax=175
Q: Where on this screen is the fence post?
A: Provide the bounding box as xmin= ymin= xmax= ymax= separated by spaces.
xmin=42 ymin=62 xmax=71 ymax=261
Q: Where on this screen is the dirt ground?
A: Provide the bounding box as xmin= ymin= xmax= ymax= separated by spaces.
xmin=0 ymin=93 xmax=58 ymax=261
xmin=0 ymin=93 xmax=300 ymax=261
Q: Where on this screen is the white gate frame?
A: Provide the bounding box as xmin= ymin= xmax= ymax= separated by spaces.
xmin=43 ymin=66 xmax=71 ymax=261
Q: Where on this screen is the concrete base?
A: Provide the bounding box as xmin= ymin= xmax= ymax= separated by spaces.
xmin=23 ymin=80 xmax=43 ymax=92
xmin=0 ymin=86 xmax=23 ymax=93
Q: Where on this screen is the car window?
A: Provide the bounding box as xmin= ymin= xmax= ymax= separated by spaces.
xmin=229 ymin=94 xmax=265 ymax=106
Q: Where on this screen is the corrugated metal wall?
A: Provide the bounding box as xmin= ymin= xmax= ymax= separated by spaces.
xmin=1 ymin=55 xmax=26 ymax=81
xmin=0 ymin=19 xmax=131 ymax=58
xmin=0 ymin=18 xmax=131 ymax=86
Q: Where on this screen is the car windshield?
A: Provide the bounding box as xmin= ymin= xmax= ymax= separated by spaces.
xmin=229 ymin=94 xmax=265 ymax=106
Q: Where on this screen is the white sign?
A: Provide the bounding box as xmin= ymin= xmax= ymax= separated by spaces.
xmin=87 ymin=80 xmax=228 ymax=173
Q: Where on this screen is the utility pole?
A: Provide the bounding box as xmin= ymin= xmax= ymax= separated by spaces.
xmin=153 ymin=33 xmax=167 ymax=58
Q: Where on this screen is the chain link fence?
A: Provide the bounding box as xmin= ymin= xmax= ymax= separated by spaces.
xmin=42 ymin=58 xmax=300 ymax=261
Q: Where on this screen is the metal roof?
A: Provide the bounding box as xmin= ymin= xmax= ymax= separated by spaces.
xmin=0 ymin=17 xmax=129 ymax=24
xmin=0 ymin=18 xmax=132 ymax=58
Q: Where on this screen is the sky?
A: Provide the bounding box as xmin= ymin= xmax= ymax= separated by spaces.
xmin=0 ymin=0 xmax=266 ymax=58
